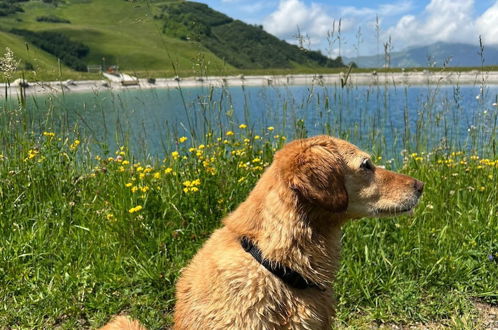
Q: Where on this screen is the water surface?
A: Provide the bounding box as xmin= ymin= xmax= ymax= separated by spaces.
xmin=10 ymin=83 xmax=498 ymax=160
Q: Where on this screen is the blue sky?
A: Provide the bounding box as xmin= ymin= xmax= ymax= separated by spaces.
xmin=194 ymin=0 xmax=498 ymax=57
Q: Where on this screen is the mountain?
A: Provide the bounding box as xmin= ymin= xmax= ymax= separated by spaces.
xmin=157 ymin=1 xmax=343 ymax=70
xmin=0 ymin=0 xmax=344 ymax=79
xmin=345 ymin=42 xmax=498 ymax=68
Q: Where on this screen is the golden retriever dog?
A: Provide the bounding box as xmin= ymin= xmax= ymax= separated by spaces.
xmin=102 ymin=135 xmax=423 ymax=329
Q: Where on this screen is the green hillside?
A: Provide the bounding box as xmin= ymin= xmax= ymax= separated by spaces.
xmin=0 ymin=0 xmax=345 ymax=80
xmin=158 ymin=1 xmax=344 ymax=69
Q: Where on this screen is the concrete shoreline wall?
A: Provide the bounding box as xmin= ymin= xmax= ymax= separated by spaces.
xmin=3 ymin=71 xmax=498 ymax=96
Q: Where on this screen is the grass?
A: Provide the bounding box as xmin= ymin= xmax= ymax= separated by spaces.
xmin=0 ymin=119 xmax=496 ymax=328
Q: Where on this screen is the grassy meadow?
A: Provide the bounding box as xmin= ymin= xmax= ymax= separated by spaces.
xmin=0 ymin=79 xmax=497 ymax=329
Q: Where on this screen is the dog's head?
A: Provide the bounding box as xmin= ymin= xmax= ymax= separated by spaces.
xmin=274 ymin=135 xmax=424 ymax=218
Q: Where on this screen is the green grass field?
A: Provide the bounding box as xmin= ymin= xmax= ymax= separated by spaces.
xmin=0 ymin=118 xmax=496 ymax=328
xmin=0 ymin=0 xmax=235 ymax=80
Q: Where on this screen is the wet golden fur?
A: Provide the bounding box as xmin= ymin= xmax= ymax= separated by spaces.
xmin=102 ymin=135 xmax=423 ymax=329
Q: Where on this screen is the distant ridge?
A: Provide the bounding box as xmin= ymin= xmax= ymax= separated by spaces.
xmin=345 ymin=42 xmax=498 ymax=68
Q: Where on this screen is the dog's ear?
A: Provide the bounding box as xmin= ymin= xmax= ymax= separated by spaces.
xmin=277 ymin=143 xmax=348 ymax=213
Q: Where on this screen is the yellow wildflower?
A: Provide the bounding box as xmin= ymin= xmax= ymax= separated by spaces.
xmin=26 ymin=149 xmax=38 ymax=160
xmin=172 ymin=151 xmax=179 ymax=160
xmin=128 ymin=205 xmax=143 ymax=213
xmin=153 ymin=172 xmax=161 ymax=179
xmin=43 ymin=132 xmax=55 ymax=137
xmin=254 ymin=135 xmax=261 ymax=140
xmin=226 ymin=131 xmax=234 ymax=136
xmin=267 ymin=126 xmax=274 ymax=131
xmin=131 ymin=186 xmax=139 ymax=193
xmin=122 ymin=160 xmax=130 ymax=165
xmin=164 ymin=167 xmax=173 ymax=174
xmin=125 ymin=183 xmax=133 ymax=187
xmin=70 ymin=139 xmax=80 ymax=150
xmin=178 ymin=136 xmax=188 ymax=143
xmin=183 ymin=179 xmax=201 ymax=192
xmin=239 ymin=124 xmax=247 ymax=129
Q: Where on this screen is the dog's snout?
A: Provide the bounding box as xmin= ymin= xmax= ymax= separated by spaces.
xmin=414 ymin=180 xmax=424 ymax=196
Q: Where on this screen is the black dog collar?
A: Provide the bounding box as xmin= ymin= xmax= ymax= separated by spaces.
xmin=240 ymin=237 xmax=325 ymax=291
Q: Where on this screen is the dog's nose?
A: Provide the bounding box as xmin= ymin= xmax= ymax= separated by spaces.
xmin=414 ymin=180 xmax=424 ymax=196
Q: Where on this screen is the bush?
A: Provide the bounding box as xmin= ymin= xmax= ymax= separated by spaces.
xmin=0 ymin=0 xmax=24 ymax=17
xmin=36 ymin=15 xmax=71 ymax=24
xmin=10 ymin=29 xmax=89 ymax=72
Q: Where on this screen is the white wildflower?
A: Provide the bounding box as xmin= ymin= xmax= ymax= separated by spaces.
xmin=0 ymin=48 xmax=20 ymax=81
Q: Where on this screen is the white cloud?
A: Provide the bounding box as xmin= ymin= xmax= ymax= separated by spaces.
xmin=263 ymin=0 xmax=352 ymax=48
xmin=261 ymin=0 xmax=498 ymax=57
xmin=340 ymin=1 xmax=413 ymax=18
xmin=385 ymin=0 xmax=498 ymax=48
xmin=262 ymin=0 xmax=417 ymax=56
xmin=476 ymin=1 xmax=498 ymax=45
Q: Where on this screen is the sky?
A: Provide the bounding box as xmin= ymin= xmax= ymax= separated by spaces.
xmin=194 ymin=0 xmax=498 ymax=58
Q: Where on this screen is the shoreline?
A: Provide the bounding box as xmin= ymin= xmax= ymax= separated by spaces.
xmin=3 ymin=71 xmax=498 ymax=96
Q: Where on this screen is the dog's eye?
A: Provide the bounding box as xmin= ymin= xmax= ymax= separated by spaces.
xmin=360 ymin=159 xmax=374 ymax=171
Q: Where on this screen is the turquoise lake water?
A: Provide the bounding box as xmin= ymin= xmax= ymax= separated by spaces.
xmin=12 ymin=84 xmax=498 ymax=160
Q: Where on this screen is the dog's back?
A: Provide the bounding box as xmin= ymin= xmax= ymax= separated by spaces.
xmin=174 ymin=227 xmax=336 ymax=330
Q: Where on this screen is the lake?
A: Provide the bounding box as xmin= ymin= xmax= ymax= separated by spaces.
xmin=8 ymin=83 xmax=498 ymax=161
